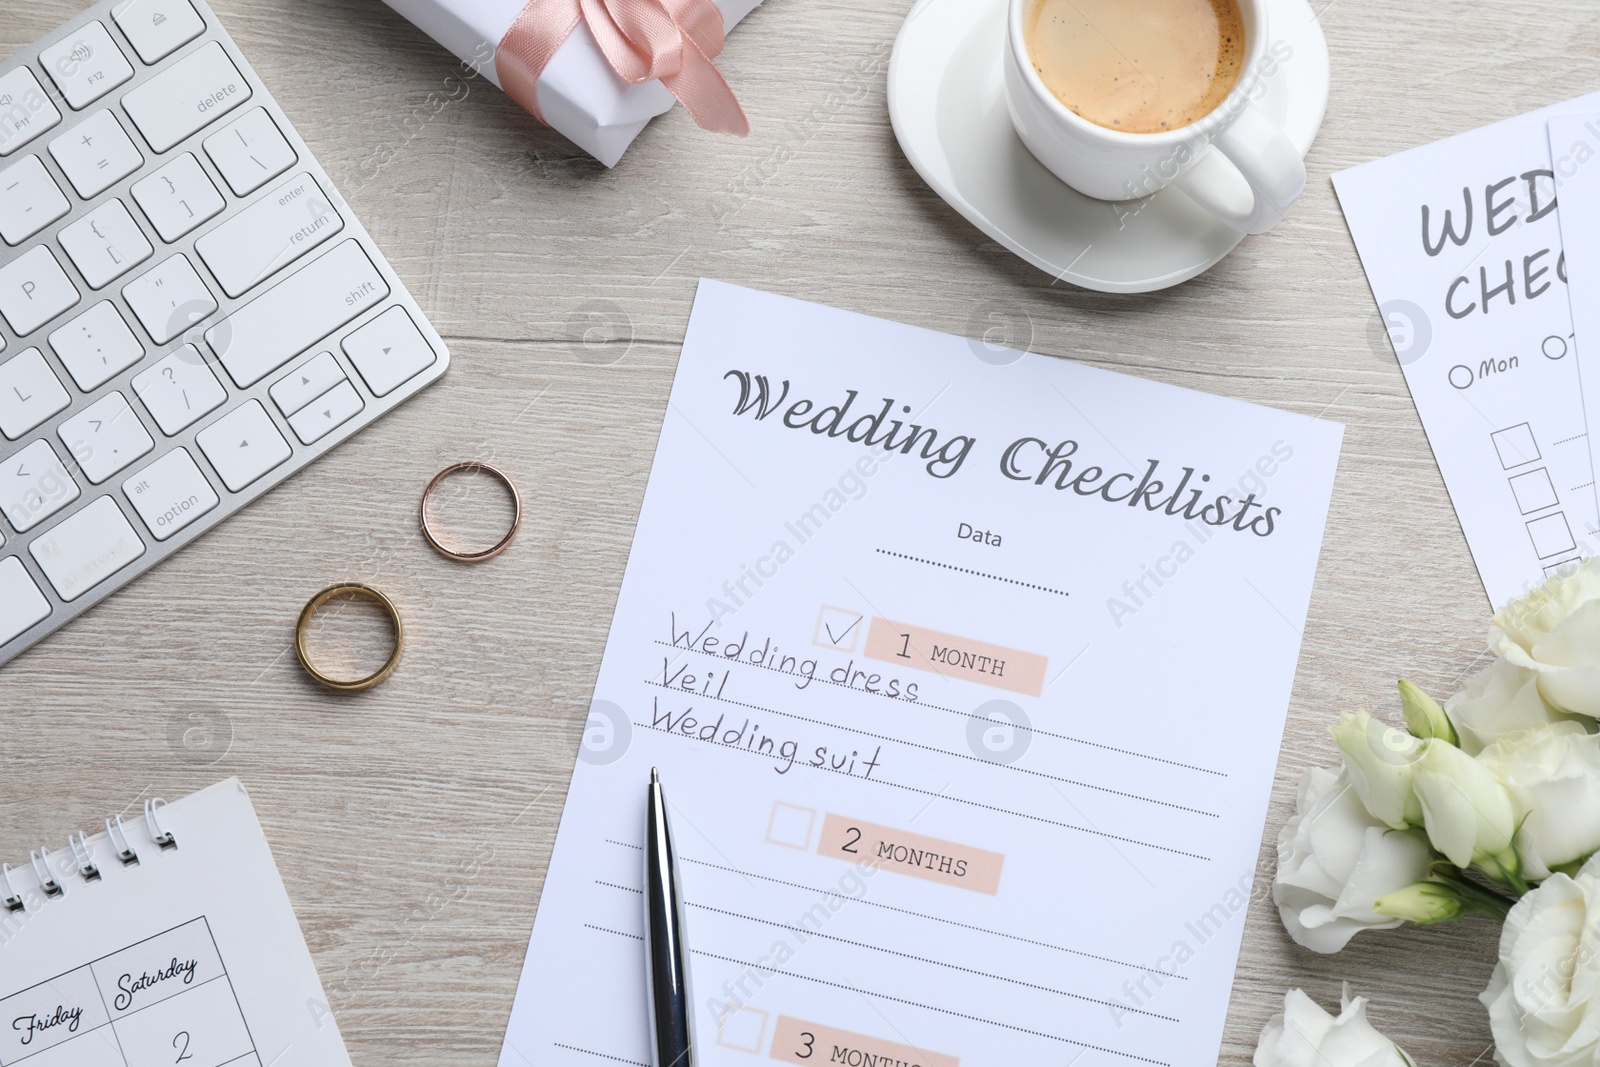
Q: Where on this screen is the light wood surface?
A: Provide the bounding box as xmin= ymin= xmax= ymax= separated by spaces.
xmin=6 ymin=0 xmax=1590 ymax=1062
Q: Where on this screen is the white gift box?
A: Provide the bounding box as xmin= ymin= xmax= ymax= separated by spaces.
xmin=381 ymin=0 xmax=762 ymax=167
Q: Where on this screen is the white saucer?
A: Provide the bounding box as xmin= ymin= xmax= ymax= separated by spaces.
xmin=887 ymin=0 xmax=1331 ymax=293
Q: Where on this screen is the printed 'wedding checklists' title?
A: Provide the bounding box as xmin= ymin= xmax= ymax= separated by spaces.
xmin=723 ymin=372 xmax=1285 ymax=536
xmin=1421 ymin=167 xmax=1565 ymax=319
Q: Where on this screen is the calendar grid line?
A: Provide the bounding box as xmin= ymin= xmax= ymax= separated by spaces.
xmin=1 ymin=915 xmax=262 ymax=1067
xmin=203 ymin=915 xmax=264 ymax=1066
xmin=85 ymin=958 xmax=134 ymax=1067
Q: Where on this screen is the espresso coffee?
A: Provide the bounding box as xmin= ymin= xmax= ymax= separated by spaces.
xmin=1024 ymin=0 xmax=1246 ymax=134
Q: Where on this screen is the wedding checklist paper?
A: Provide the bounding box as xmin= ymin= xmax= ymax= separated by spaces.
xmin=1 ymin=779 xmax=352 ymax=1067
xmin=1549 ymin=112 xmax=1600 ymax=521
xmin=1334 ymin=97 xmax=1600 ymax=609
xmin=499 ymin=281 xmax=1343 ymax=1067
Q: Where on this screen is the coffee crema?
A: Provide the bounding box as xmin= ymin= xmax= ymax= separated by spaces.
xmin=1024 ymin=0 xmax=1246 ymax=134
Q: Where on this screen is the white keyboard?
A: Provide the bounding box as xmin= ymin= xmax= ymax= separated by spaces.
xmin=0 ymin=0 xmax=450 ymax=666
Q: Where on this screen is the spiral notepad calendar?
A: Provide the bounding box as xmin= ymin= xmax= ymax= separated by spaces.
xmin=0 ymin=779 xmax=352 ymax=1067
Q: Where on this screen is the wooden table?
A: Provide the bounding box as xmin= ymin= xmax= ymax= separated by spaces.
xmin=7 ymin=0 xmax=1583 ymax=1062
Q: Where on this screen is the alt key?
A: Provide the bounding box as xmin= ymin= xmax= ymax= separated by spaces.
xmin=124 ymin=447 xmax=219 ymax=541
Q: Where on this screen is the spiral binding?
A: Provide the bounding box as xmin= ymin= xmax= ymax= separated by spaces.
xmin=2 ymin=799 xmax=179 ymax=913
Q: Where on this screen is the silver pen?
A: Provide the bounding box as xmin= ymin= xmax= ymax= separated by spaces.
xmin=644 ymin=768 xmax=695 ymax=1067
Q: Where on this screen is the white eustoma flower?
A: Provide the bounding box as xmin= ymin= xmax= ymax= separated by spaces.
xmin=1331 ymin=709 xmax=1424 ymax=829
xmin=1477 ymin=721 xmax=1600 ymax=881
xmin=1492 ymin=558 xmax=1600 ymax=717
xmin=1447 ymin=656 xmax=1586 ymax=756
xmin=1481 ymin=853 xmax=1600 ymax=1067
xmin=1254 ymin=987 xmax=1415 ymax=1067
xmin=1410 ymin=740 xmax=1521 ymax=885
xmin=1273 ymin=766 xmax=1435 ymax=953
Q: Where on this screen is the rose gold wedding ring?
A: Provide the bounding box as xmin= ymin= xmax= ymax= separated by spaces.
xmin=419 ymin=462 xmax=523 ymax=563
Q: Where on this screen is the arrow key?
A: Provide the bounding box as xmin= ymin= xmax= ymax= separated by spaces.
xmin=287 ymin=379 xmax=363 ymax=445
xmin=195 ymin=400 xmax=290 ymax=492
xmin=269 ymin=351 xmax=344 ymax=417
xmin=343 ymin=306 xmax=436 ymax=397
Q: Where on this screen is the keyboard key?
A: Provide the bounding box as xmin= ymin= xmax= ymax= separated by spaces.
xmin=270 ymin=351 xmax=344 ymax=417
xmin=0 ymin=155 xmax=70 ymax=245
xmin=124 ymin=447 xmax=216 ymax=540
xmin=29 ymin=495 xmax=144 ymax=600
xmin=121 ymin=42 xmax=250 ymax=154
xmin=58 ymin=392 xmax=153 ymax=484
xmin=49 ymin=301 xmax=144 ymax=391
xmin=0 ymin=349 xmax=70 ymax=439
xmin=1 ymin=439 xmax=80 ymax=533
xmin=122 ymin=254 xmax=214 ymax=344
xmin=196 ymin=171 xmax=342 ymax=298
xmin=58 ymin=199 xmax=153 ymax=289
xmin=343 ymin=306 xmax=437 ymax=397
xmin=196 ymin=400 xmax=290 ymax=491
xmin=130 ymin=152 xmax=222 ymax=241
xmin=204 ymin=107 xmax=295 ymax=196
xmin=0 ymin=246 xmax=79 ymax=336
xmin=209 ymin=240 xmax=388 ymax=387
xmin=0 ymin=68 xmax=62 ymax=157
xmin=287 ymin=379 xmax=363 ymax=445
xmin=132 ymin=345 xmax=225 ymax=434
xmin=0 ymin=556 xmax=52 ymax=645
xmin=40 ymin=21 xmax=135 ymax=110
xmin=112 ymin=0 xmax=205 ymax=65
xmin=48 ymin=109 xmax=142 ymax=199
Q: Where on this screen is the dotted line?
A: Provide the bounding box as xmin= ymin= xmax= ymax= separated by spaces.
xmin=692 ymin=948 xmax=1169 ymax=1066
xmin=1555 ymin=434 xmax=1589 ymax=446
xmin=658 ymin=642 xmax=1225 ymax=776
xmin=876 ymin=548 xmax=1071 ymax=598
xmin=643 ymin=682 xmax=1217 ymax=817
xmin=1574 ymin=482 xmax=1595 ymax=492
xmin=595 ymin=861 xmax=1179 ymax=977
xmin=552 ymin=1043 xmax=647 ymax=1067
xmin=587 ymin=920 xmax=1171 ymax=1062
xmin=586 ymin=923 xmax=642 ymax=941
xmin=636 ymin=722 xmax=1210 ymax=860
xmin=675 ymin=896 xmax=1179 ymax=1021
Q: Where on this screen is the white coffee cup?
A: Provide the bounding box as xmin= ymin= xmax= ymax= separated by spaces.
xmin=1002 ymin=0 xmax=1305 ymax=234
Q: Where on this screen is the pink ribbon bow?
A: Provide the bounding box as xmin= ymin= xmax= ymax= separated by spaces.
xmin=496 ymin=0 xmax=750 ymax=136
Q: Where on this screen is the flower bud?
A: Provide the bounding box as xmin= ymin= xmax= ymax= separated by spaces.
xmin=1373 ymin=881 xmax=1465 ymax=924
xmin=1399 ymin=679 xmax=1457 ymax=745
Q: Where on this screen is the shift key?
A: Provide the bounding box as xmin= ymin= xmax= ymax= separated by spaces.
xmin=207 ymin=240 xmax=388 ymax=388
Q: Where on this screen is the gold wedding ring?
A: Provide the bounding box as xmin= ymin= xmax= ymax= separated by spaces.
xmin=419 ymin=462 xmax=523 ymax=562
xmin=294 ymin=583 xmax=405 ymax=692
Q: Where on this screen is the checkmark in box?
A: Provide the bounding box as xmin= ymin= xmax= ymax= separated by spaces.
xmin=814 ymin=605 xmax=865 ymax=653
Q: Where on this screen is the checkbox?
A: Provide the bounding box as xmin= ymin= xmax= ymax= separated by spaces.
xmin=765 ymin=801 xmax=817 ymax=851
xmin=716 ymin=1006 xmax=769 ymax=1053
xmin=1546 ymin=558 xmax=1582 ymax=578
xmin=1527 ymin=512 xmax=1577 ymax=559
xmin=1509 ymin=468 xmax=1560 ymax=514
xmin=814 ymin=605 xmax=865 ymax=653
xmin=1492 ymin=423 xmax=1541 ymax=469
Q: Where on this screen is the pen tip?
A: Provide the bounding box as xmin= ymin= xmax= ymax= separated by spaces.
xmin=651 ymin=767 xmax=660 ymax=784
